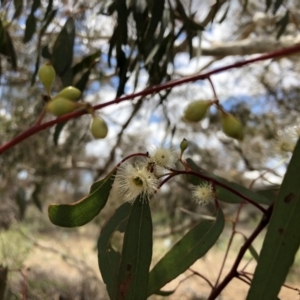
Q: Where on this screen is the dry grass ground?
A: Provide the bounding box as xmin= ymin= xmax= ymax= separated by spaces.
xmin=1 ymin=207 xmax=299 ymax=300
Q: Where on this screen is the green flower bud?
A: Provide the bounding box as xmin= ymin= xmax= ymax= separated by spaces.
xmin=57 ymin=86 xmax=81 ymax=101
xmin=38 ymin=63 xmax=56 ymax=95
xmin=220 ymin=111 xmax=244 ymax=140
xmin=180 ymin=138 xmax=188 ymax=153
xmin=90 ymin=116 xmax=108 ymax=139
xmin=46 ymin=97 xmax=78 ymax=116
xmin=184 ymin=100 xmax=212 ymax=122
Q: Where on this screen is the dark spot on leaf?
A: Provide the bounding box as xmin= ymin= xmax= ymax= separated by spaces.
xmin=278 ymin=228 xmax=284 ymax=235
xmin=284 ymin=193 xmax=296 ymax=203
xmin=126 ymin=264 xmax=131 ymax=272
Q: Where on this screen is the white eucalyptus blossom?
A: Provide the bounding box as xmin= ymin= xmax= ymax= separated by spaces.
xmin=192 ymin=182 xmax=214 ymax=206
xmin=116 ymin=162 xmax=158 ymax=203
xmin=150 ymin=146 xmax=177 ymax=168
xmin=274 ymin=129 xmax=296 ymax=154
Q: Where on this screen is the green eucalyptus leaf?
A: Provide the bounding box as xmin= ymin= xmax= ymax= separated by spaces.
xmin=72 ymin=51 xmax=100 ymax=76
xmin=48 ymin=171 xmax=116 ymax=227
xmin=32 ymin=182 xmax=43 ymax=212
xmin=0 ymin=265 xmax=8 ymax=299
xmin=16 ymin=186 xmax=27 ymax=219
xmin=0 ymin=20 xmax=17 ymax=69
xmin=23 ymin=13 xmax=36 ymax=43
xmin=276 ymin=10 xmax=289 ymax=40
xmin=13 ymin=0 xmax=23 ymax=19
xmin=186 ymin=158 xmax=271 ymax=205
xmin=117 ymin=198 xmax=153 ymax=300
xmin=147 ymin=206 xmax=224 ymax=296
xmin=52 ymin=17 xmax=75 ymax=82
xmin=98 ymin=202 xmax=131 ymax=300
xmin=247 ymin=138 xmax=300 ymax=300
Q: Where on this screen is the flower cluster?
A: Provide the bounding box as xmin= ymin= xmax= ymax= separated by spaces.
xmin=274 ymin=125 xmax=300 ymax=155
xmin=116 ymin=147 xmax=177 ymax=203
xmin=192 ymin=182 xmax=214 ymax=206
xmin=116 ymin=146 xmax=215 ymax=207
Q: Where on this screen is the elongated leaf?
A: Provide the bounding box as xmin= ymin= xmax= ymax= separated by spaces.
xmin=13 ymin=0 xmax=23 ymax=19
xmin=98 ymin=202 xmax=132 ymax=300
xmin=52 ymin=17 xmax=75 ymax=80
xmin=147 ymin=207 xmax=224 ymax=296
xmin=48 ymin=171 xmax=116 ymax=227
xmin=273 ymin=0 xmax=283 ymax=14
xmin=23 ymin=13 xmax=36 ymax=43
xmin=276 ymin=10 xmax=289 ymax=40
xmin=30 ymin=0 xmax=40 ymax=14
xmin=117 ymin=198 xmax=153 ymax=300
xmin=43 ymin=0 xmax=53 ymax=20
xmin=186 ymin=158 xmax=271 ymax=205
xmin=0 ymin=20 xmax=17 ymax=69
xmin=0 ymin=265 xmax=8 ymax=299
xmin=144 ymin=0 xmax=164 ymax=43
xmin=32 ymin=182 xmax=43 ymax=212
xmin=72 ymin=50 xmax=100 ymax=76
xmin=247 ymin=138 xmax=300 ymax=300
xmin=16 ymin=186 xmax=27 ymax=219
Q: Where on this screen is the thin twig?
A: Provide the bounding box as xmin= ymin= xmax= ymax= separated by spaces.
xmin=2 ymin=44 xmax=300 ymax=154
xmin=207 ymin=204 xmax=273 ymax=300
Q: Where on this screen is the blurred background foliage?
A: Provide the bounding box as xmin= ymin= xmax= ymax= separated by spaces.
xmin=1 ymin=0 xmax=300 ymax=298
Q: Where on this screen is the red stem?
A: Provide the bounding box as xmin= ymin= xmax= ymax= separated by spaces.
xmin=207 ymin=204 xmax=273 ymax=300
xmin=1 ymin=44 xmax=300 ymax=154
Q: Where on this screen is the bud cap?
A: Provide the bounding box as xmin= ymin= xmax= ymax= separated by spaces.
xmin=57 ymin=86 xmax=81 ymax=101
xmin=46 ymin=97 xmax=78 ymax=116
xmin=38 ymin=63 xmax=56 ymax=95
xmin=90 ymin=116 xmax=108 ymax=139
xmin=220 ymin=111 xmax=244 ymax=140
xmin=184 ymin=100 xmax=212 ymax=122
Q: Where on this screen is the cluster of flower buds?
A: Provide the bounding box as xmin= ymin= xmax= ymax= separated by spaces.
xmin=183 ymin=99 xmax=244 ymax=141
xmin=116 ymin=141 xmax=214 ymax=207
xmin=38 ymin=62 xmax=108 ymax=139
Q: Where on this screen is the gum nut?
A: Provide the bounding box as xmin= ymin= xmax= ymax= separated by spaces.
xmin=46 ymin=97 xmax=78 ymax=116
xmin=90 ymin=116 xmax=108 ymax=139
xmin=38 ymin=63 xmax=56 ymax=94
xmin=180 ymin=138 xmax=189 ymax=152
xmin=221 ymin=112 xmax=244 ymax=140
xmin=184 ymin=100 xmax=212 ymax=122
xmin=57 ymin=86 xmax=81 ymax=101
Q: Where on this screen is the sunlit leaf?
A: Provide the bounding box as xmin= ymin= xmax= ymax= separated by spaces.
xmin=116 ymin=198 xmax=152 ymax=300
xmin=186 ymin=158 xmax=271 ymax=205
xmin=98 ymin=202 xmax=131 ymax=300
xmin=247 ymin=138 xmax=300 ymax=300
xmin=147 ymin=207 xmax=224 ymax=296
xmin=48 ymin=171 xmax=116 ymax=227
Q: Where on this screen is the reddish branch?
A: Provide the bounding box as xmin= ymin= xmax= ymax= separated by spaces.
xmin=207 ymin=204 xmax=274 ymax=300
xmin=1 ymin=44 xmax=300 ymax=155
